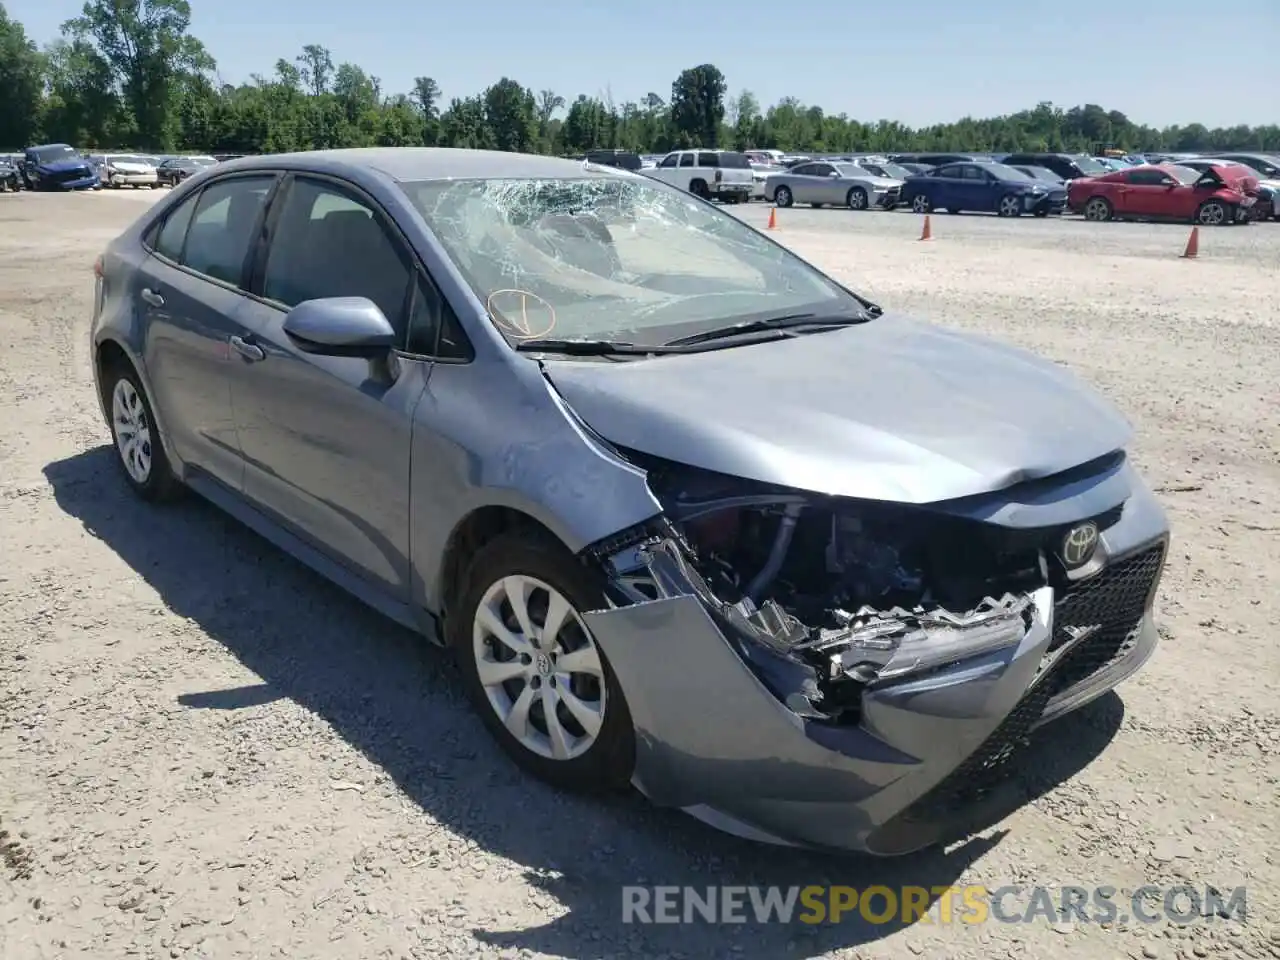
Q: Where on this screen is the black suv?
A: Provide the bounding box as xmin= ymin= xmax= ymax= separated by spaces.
xmin=1000 ymin=152 xmax=1109 ymax=181
xmin=582 ymin=149 xmax=643 ymax=172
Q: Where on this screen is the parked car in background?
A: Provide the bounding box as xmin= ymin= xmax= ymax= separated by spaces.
xmin=0 ymin=156 xmax=21 ymax=192
xmin=901 ymin=161 xmax=1066 ymax=217
xmin=1164 ymin=158 xmax=1278 ymax=221
xmin=765 ymin=160 xmax=903 ymax=210
xmin=101 ymin=154 xmax=160 ymax=189
xmin=848 ymin=157 xmax=918 ymax=182
xmin=21 ymin=143 xmax=100 ymax=191
xmin=1000 ymin=152 xmax=1108 ymax=183
xmin=644 ymin=149 xmax=754 ymax=202
xmin=1070 ymin=164 xmax=1257 ymax=225
xmin=89 ymin=147 xmax=1169 ymax=857
xmin=892 ymin=153 xmax=992 ymax=167
xmin=157 ymin=155 xmax=218 ymax=187
xmin=1213 ymin=153 xmax=1280 ymax=181
xmin=582 ymin=150 xmax=643 ymax=172
xmin=744 ymin=149 xmax=785 ymax=166
xmin=1011 ymin=165 xmax=1067 ymax=187
xmin=748 ymin=163 xmax=783 ymax=199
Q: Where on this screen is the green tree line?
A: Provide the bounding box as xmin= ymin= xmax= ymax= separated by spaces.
xmin=3 ymin=0 xmax=1278 ymax=157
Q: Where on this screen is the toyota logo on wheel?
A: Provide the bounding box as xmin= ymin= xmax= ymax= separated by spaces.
xmin=1061 ymin=522 xmax=1100 ymax=569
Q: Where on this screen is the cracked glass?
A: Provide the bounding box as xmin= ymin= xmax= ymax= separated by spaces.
xmin=400 ymin=175 xmax=860 ymax=344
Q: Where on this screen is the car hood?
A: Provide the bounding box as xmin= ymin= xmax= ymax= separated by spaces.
xmin=843 ymin=174 xmax=903 ymax=189
xmin=36 ymin=157 xmax=88 ymax=173
xmin=541 ymin=315 xmax=1132 ymax=504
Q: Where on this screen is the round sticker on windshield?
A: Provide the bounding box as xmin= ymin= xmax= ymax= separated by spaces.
xmin=486 ymin=289 xmax=557 ymax=339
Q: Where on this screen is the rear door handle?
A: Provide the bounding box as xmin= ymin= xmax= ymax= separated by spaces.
xmin=229 ymin=335 xmax=265 ymax=362
xmin=140 ymin=288 xmax=164 ymax=307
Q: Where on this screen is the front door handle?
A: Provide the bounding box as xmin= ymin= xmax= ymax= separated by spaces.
xmin=140 ymin=288 xmax=164 ymax=307
xmin=229 ymin=335 xmax=265 ymax=362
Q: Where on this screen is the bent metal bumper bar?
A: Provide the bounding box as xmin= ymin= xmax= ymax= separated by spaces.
xmin=581 ymin=475 xmax=1168 ymax=855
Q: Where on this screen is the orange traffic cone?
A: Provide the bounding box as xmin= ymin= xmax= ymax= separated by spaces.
xmin=919 ymin=215 xmax=933 ymax=241
xmin=767 ymin=207 xmax=777 ymax=230
xmin=1181 ymin=226 xmax=1199 ymax=259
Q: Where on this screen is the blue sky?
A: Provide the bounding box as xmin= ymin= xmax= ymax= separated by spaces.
xmin=10 ymin=0 xmax=1278 ymax=129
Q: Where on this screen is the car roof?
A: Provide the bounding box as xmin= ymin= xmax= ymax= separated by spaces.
xmin=216 ymin=147 xmax=613 ymax=182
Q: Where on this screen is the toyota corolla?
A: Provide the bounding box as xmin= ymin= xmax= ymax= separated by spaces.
xmin=90 ymin=148 xmax=1169 ymax=855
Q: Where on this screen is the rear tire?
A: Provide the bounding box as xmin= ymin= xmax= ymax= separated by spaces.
xmin=689 ymin=179 xmax=709 ymax=200
xmin=1084 ymin=197 xmax=1113 ymax=222
xmin=451 ymin=532 xmax=636 ymax=793
xmin=101 ymin=358 xmax=181 ymax=502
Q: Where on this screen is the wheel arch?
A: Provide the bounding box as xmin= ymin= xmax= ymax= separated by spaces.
xmin=93 ymin=335 xmax=181 ymax=475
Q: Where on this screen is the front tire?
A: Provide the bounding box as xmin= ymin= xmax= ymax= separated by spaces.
xmin=102 ymin=360 xmax=181 ymax=501
xmin=911 ymin=193 xmax=931 ymax=214
xmin=1197 ymin=200 xmax=1227 ymax=226
xmin=997 ymin=193 xmax=1022 ymax=218
xmin=452 ymin=533 xmax=636 ymax=792
xmin=773 ymin=185 xmax=793 ymax=208
xmin=846 ymin=187 xmax=868 ymax=210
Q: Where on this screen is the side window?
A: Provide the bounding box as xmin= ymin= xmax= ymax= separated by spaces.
xmin=697 ymin=152 xmax=718 ymax=167
xmin=935 ymin=165 xmax=960 ymax=178
xmin=181 ymin=176 xmax=274 ymax=287
xmin=153 ymin=191 xmax=201 ymax=262
xmin=810 ymin=163 xmax=834 ymax=176
xmin=658 ymin=154 xmax=678 ymax=169
xmin=791 ymin=164 xmax=816 ymax=176
xmin=678 ymin=153 xmax=695 ymax=168
xmin=1127 ymin=170 xmax=1165 ymax=185
xmin=405 ymin=273 xmax=472 ymax=360
xmin=962 ymin=165 xmax=987 ymax=180
xmin=262 ymin=177 xmax=413 ymax=339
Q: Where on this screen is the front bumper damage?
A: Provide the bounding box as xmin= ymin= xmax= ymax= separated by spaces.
xmin=580 ymin=462 xmax=1169 ymax=855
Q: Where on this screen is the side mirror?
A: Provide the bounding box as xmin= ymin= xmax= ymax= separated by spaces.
xmin=282 ymin=297 xmax=397 ymax=358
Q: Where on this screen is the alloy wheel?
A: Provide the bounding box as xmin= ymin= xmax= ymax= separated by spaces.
xmin=472 ymin=574 xmax=606 ymax=762
xmin=912 ymin=194 xmax=930 ymax=213
xmin=774 ymin=186 xmax=792 ymax=208
xmin=1085 ymin=198 xmax=1110 ymax=221
xmin=1000 ymin=195 xmax=1021 ymax=217
xmin=1198 ymin=202 xmax=1225 ymax=226
xmin=111 ymin=378 xmax=152 ymax=484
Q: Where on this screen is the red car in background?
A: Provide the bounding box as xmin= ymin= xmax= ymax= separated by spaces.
xmin=1069 ymin=163 xmax=1258 ymax=226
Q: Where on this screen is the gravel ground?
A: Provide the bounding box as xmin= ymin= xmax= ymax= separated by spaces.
xmin=1 ymin=189 xmax=1278 ymax=960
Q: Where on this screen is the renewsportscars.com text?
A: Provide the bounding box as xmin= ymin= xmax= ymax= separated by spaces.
xmin=621 ymin=884 xmax=1247 ymax=926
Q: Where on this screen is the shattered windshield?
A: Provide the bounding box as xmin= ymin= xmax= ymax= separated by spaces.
xmin=32 ymin=145 xmax=78 ymax=164
xmin=402 ymin=176 xmax=860 ymax=344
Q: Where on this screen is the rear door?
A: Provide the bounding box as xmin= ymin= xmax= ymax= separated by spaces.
xmin=136 ymin=173 xmax=278 ymax=490
xmin=929 ymin=164 xmax=962 ymax=208
xmin=231 ymin=173 xmax=428 ymax=598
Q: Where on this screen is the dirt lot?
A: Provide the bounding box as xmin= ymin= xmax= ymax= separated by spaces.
xmin=1 ymin=189 xmax=1277 ymax=960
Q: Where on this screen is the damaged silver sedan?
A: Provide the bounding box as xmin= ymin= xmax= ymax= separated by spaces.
xmin=91 ymin=148 xmax=1169 ymax=855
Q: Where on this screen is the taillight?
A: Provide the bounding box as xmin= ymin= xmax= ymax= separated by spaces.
xmin=93 ymin=255 xmax=104 ymax=279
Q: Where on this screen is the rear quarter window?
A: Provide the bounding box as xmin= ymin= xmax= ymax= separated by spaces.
xmin=717 ymin=152 xmax=751 ymax=169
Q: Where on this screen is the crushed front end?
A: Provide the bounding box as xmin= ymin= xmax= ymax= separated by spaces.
xmin=581 ymin=452 xmax=1169 ymax=855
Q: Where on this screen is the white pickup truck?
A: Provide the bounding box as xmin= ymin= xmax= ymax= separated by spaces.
xmin=642 ymin=149 xmax=754 ymax=203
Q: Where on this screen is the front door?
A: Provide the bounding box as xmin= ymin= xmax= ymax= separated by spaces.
xmin=232 ymin=174 xmax=425 ymax=598
xmin=138 ymin=173 xmax=277 ymax=490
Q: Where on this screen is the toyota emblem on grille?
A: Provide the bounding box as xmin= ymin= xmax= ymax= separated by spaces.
xmin=1061 ymin=522 xmax=1100 ymax=568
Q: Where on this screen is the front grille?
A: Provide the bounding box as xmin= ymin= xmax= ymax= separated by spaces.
xmin=1046 ymin=543 xmax=1164 ymax=691
xmin=872 ymin=542 xmax=1165 ymax=831
xmin=50 ymin=167 xmax=91 ymax=184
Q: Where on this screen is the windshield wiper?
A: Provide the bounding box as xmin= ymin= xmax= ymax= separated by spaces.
xmin=513 ymin=337 xmax=688 ymax=356
xmin=662 ymin=308 xmax=879 ymax=347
